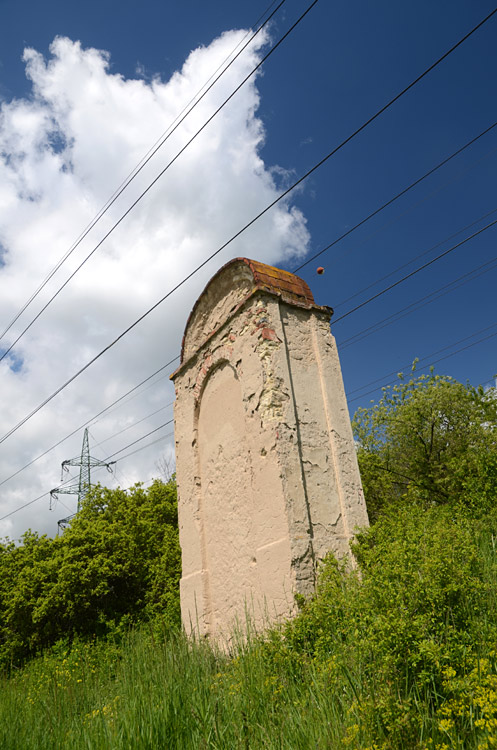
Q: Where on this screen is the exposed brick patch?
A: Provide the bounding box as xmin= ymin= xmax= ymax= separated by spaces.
xmin=173 ymin=257 xmax=327 ymax=374
xmin=193 ymin=345 xmax=233 ymax=401
xmin=260 ymin=327 xmax=281 ymax=342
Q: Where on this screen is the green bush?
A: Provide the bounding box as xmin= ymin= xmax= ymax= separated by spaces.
xmin=279 ymin=503 xmax=497 ymax=747
xmin=2 ymin=501 xmax=497 ymax=748
xmin=1 ymin=369 xmax=497 ymax=747
xmin=0 ymin=478 xmax=180 ymax=670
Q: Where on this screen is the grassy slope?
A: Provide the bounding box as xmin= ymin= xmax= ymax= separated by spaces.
xmin=2 ymin=503 xmax=497 ymax=750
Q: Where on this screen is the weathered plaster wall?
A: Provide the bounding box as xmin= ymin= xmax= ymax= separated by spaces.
xmin=171 ymin=258 xmax=368 ymax=638
xmin=279 ymin=305 xmax=368 ymax=563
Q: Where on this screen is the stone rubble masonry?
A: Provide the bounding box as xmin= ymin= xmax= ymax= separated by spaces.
xmin=170 ymin=257 xmax=369 ymax=639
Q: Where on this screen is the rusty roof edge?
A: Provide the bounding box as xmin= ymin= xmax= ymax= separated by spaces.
xmin=246 ymin=258 xmax=314 ymax=300
xmin=170 ymin=285 xmax=332 ymax=381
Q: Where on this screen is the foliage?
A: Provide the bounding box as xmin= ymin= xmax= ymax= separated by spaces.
xmin=1 ymin=369 xmax=497 ymax=747
xmin=353 ymin=367 xmax=497 ymax=520
xmin=2 ymin=502 xmax=497 ymax=749
xmin=0 ymin=619 xmax=368 ymax=750
xmin=0 ymin=478 xmax=180 ymax=670
xmin=276 ymin=503 xmax=497 ymax=747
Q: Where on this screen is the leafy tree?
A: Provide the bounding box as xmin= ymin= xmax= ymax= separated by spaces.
xmin=352 ymin=367 xmax=497 ymax=520
xmin=0 ymin=478 xmax=180 ymax=670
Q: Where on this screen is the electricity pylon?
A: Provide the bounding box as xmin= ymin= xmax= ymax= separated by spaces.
xmin=50 ymin=428 xmax=115 ymax=530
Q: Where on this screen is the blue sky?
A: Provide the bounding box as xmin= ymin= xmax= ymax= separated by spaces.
xmin=0 ymin=0 xmax=496 ymax=536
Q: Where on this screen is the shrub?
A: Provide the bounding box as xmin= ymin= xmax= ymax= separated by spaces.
xmin=0 ymin=478 xmax=180 ymax=670
xmin=282 ymin=503 xmax=497 ymax=747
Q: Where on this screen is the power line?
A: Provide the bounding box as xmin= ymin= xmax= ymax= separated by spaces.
xmin=0 ymin=0 xmax=286 ymax=344
xmin=346 ymin=322 xmax=497 ymax=405
xmin=112 ymin=431 xmax=175 ymax=463
xmin=0 ymin=492 xmax=50 ymax=523
xmin=334 ymin=202 xmax=497 ymax=311
xmin=5 ymin=322 xmax=497 ymax=524
xmin=0 ymin=356 xmax=179 ymax=491
xmin=332 ymin=217 xmax=497 ymax=325
xmin=335 ymin=204 xmax=497 ymax=344
xmin=0 ymin=0 xmax=312 ymax=366
xmin=0 ymin=458 xmax=175 ymax=525
xmin=1 ymin=416 xmax=177 ymax=526
xmin=331 ymin=143 xmax=497 ymax=295
xmin=103 ymin=419 xmax=174 ymax=461
xmin=41 ymin=139 xmax=497 ymax=472
xmin=292 ymin=119 xmax=497 ymax=274
xmin=0 ymin=0 xmax=319 ymax=445
xmin=55 ymin=497 xmax=73 ymax=514
xmin=5 ymin=204 xmax=495 ymax=496
xmin=11 ymin=207 xmax=493 ymax=492
xmin=0 ymin=468 xmax=80 ymax=523
xmin=90 ymin=402 xmax=175 ymax=448
xmin=0 ymin=5 xmax=494 ymax=447
xmin=85 ymin=426 xmax=175 ymax=482
xmin=340 ymin=245 xmax=497 ymax=350
xmin=1 ymin=423 xmax=175 ymax=524
xmin=88 ymin=429 xmax=135 ymax=487
xmin=91 ymin=365 xmax=174 ymax=424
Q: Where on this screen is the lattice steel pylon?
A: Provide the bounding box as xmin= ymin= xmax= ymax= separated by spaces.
xmin=50 ymin=428 xmax=115 ymax=530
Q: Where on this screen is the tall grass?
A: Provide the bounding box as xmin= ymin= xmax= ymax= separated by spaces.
xmin=2 ymin=504 xmax=497 ymax=749
xmin=0 ymin=623 xmax=367 ymax=750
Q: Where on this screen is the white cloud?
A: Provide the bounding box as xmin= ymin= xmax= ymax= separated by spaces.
xmin=0 ymin=30 xmax=310 ymax=540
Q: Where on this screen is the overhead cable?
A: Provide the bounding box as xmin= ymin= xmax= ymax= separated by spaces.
xmin=112 ymin=431 xmax=175 ymax=463
xmin=330 ymin=142 xmax=497 ymax=287
xmin=0 ymin=457 xmax=174 ymax=523
xmin=0 ymin=4 xmax=494 ymax=447
xmin=335 ymin=200 xmax=497 ymax=311
xmin=0 ymin=469 xmax=80 ymax=523
xmin=332 ymin=218 xmax=497 ymax=324
xmin=90 ymin=402 xmax=175 ymax=448
xmin=334 ymin=204 xmax=497 ymax=343
xmin=347 ymin=322 xmax=497 ymax=402
xmin=340 ymin=243 xmax=497 ymax=349
xmin=103 ymin=419 xmax=174 ymax=461
xmin=4 ymin=136 xmax=496 ymax=488
xmin=0 ymin=0 xmax=287 ymax=343
xmin=0 ymin=0 xmax=313 ymax=366
xmin=6 ymin=207 xmax=496 ymax=496
xmin=0 ymin=356 xmax=179 ymax=490
xmin=292 ymin=119 xmax=497 ymax=275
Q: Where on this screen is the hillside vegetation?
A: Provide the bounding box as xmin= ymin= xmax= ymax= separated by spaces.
xmin=1 ymin=370 xmax=497 ymax=749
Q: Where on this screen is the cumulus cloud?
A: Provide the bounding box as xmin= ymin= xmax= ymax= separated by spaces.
xmin=0 ymin=30 xmax=310 ymax=540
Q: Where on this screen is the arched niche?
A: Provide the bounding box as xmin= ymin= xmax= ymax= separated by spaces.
xmin=196 ymin=361 xmax=255 ymax=630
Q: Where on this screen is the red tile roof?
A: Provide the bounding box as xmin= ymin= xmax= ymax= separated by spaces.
xmin=243 ymin=258 xmax=315 ymax=304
